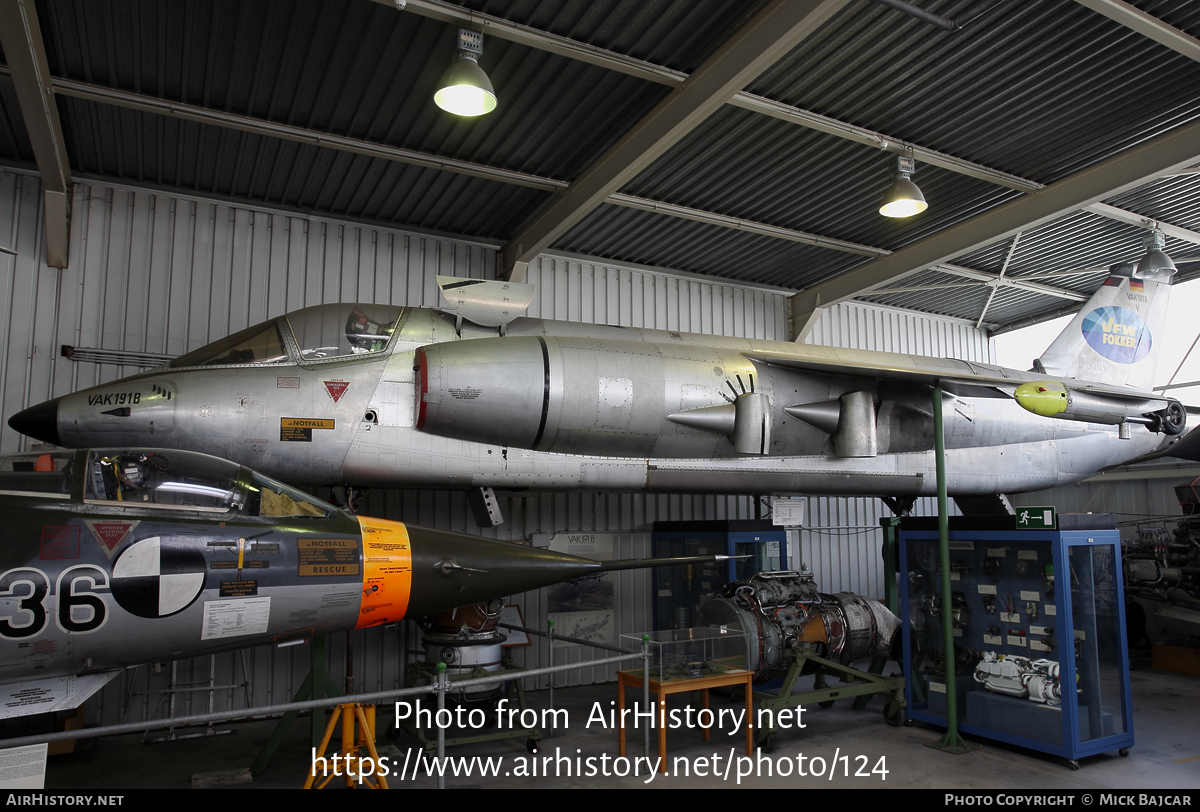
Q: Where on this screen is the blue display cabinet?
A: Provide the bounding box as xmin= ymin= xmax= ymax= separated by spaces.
xmin=651 ymin=520 xmax=787 ymax=630
xmin=899 ymin=519 xmax=1133 ymax=763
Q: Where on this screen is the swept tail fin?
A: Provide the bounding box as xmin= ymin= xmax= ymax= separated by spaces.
xmin=1035 ymin=263 xmax=1173 ymax=391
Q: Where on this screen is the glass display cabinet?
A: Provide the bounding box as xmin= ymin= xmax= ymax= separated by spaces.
xmin=620 ymin=626 xmax=748 ymax=682
xmin=898 ymin=520 xmax=1133 ymax=764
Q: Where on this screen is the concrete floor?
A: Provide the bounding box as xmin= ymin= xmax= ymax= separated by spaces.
xmin=39 ymin=660 xmax=1200 ymax=790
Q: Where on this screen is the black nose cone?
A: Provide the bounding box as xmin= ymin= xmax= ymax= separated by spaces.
xmin=9 ymin=398 xmax=61 ymax=445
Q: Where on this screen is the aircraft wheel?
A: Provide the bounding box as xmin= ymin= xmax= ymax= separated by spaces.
xmin=819 ymin=700 xmax=835 ymax=709
xmin=1156 ymin=402 xmax=1187 ymax=436
xmin=526 ymin=738 xmax=540 ymax=754
xmin=883 ymin=700 xmax=904 ymax=728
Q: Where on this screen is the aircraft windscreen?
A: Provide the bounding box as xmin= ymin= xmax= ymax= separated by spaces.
xmin=85 ymin=451 xmax=240 ymax=511
xmin=246 ymin=473 xmax=335 ymax=518
xmin=287 ymin=304 xmax=402 ymax=361
xmin=170 ymin=321 xmax=290 ymax=368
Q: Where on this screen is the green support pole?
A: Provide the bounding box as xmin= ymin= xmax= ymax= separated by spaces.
xmin=930 ymin=387 xmax=972 ymax=754
xmin=879 ymin=516 xmax=901 ymax=615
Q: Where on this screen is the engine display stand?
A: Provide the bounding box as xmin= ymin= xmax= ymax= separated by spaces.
xmin=751 ymin=648 xmax=906 ymax=751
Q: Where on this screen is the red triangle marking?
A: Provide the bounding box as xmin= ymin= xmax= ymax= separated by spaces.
xmin=324 ymin=381 xmax=349 ymax=403
xmin=86 ymin=520 xmax=137 ymax=557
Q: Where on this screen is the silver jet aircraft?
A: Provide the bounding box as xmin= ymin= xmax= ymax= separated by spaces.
xmin=9 ymin=264 xmax=1195 ymax=503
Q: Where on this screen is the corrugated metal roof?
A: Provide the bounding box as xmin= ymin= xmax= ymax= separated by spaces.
xmin=2 ymin=0 xmax=1200 ymax=331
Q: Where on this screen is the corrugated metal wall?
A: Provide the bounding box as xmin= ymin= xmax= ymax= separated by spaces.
xmin=1010 ymin=476 xmax=1188 ymax=544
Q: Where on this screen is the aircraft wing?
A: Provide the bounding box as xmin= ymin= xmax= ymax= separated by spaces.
xmin=743 ymin=348 xmax=1170 ymax=409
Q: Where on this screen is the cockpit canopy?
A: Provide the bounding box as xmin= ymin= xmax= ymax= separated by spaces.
xmin=0 ymin=448 xmax=336 ymax=519
xmin=169 ymin=303 xmax=403 ymax=368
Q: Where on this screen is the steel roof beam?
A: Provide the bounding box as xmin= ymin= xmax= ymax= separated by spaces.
xmin=1085 ymin=202 xmax=1200 ymax=246
xmin=788 ymin=117 xmax=1200 ymax=339
xmin=0 ymin=69 xmax=569 ymax=192
xmin=496 ymin=0 xmax=854 ymax=282
xmin=726 ymin=92 xmax=1041 ymax=192
xmin=870 ymin=263 xmax=1088 ymax=302
xmin=607 ymin=193 xmax=886 ymax=258
xmin=0 ymin=67 xmax=1121 ymax=308
xmin=1073 ymin=0 xmax=1200 ymax=64
xmin=0 ymin=0 xmax=71 ymax=267
xmin=938 ymin=263 xmax=1087 ymax=302
xmin=0 ymin=69 xmax=893 ymax=259
xmin=384 ymin=0 xmax=1042 ymax=194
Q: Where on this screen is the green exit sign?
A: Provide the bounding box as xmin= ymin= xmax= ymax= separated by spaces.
xmin=1017 ymin=506 xmax=1056 ymax=530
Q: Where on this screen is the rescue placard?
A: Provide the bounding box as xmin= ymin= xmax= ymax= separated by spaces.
xmin=280 ymin=417 xmax=335 ymax=442
xmin=298 ymin=537 xmax=360 ymax=576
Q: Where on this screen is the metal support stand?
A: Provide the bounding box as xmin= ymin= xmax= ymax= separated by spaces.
xmin=928 ymin=387 xmax=976 ymax=755
xmin=546 ymin=619 xmax=555 ymax=737
xmin=302 ymin=702 xmax=388 ymax=789
xmin=641 ymin=634 xmax=651 ymax=760
xmin=752 ymin=648 xmax=906 ymax=750
xmin=251 ymin=636 xmax=341 ymax=776
xmin=436 ymin=664 xmax=446 ymax=791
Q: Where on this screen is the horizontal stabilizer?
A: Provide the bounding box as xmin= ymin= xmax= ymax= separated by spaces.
xmin=1107 ymin=424 xmax=1200 ymax=467
xmin=0 ymin=671 xmax=120 ymax=720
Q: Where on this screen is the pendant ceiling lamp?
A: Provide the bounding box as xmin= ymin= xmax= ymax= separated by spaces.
xmin=434 ymin=29 xmax=497 ymax=117
xmin=1136 ymin=229 xmax=1175 ymax=276
xmin=879 ymin=154 xmax=928 ymax=218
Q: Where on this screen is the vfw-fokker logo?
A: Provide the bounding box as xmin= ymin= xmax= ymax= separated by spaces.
xmin=1081 ymin=306 xmax=1151 ymax=364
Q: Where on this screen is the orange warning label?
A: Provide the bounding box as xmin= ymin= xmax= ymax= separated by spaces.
xmin=355 ymin=516 xmax=412 ymax=628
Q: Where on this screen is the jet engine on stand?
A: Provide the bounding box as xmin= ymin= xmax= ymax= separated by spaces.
xmin=700 ymin=569 xmax=902 ymax=683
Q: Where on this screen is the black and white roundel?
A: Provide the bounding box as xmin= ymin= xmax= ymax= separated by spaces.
xmin=111 ymin=537 xmax=207 ymax=618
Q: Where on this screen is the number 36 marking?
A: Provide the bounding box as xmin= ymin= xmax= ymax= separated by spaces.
xmin=0 ymin=566 xmax=109 ymax=639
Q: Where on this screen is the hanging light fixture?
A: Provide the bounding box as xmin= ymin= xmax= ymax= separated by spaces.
xmin=879 ymin=154 xmax=928 ymax=218
xmin=1135 ymin=229 xmax=1175 ymax=276
xmin=434 ymin=29 xmax=497 ymax=117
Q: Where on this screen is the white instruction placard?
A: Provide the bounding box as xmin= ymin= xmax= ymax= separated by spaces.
xmin=202 ymin=597 xmax=271 ymax=640
xmin=0 ymin=744 xmax=46 ymax=789
xmin=772 ymin=497 xmax=806 ymax=526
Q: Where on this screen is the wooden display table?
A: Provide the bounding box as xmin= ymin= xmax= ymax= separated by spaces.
xmin=616 ymin=668 xmax=754 ymax=773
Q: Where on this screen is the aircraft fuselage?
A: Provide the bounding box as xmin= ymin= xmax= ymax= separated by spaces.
xmin=24 ymin=306 xmax=1174 ymax=497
